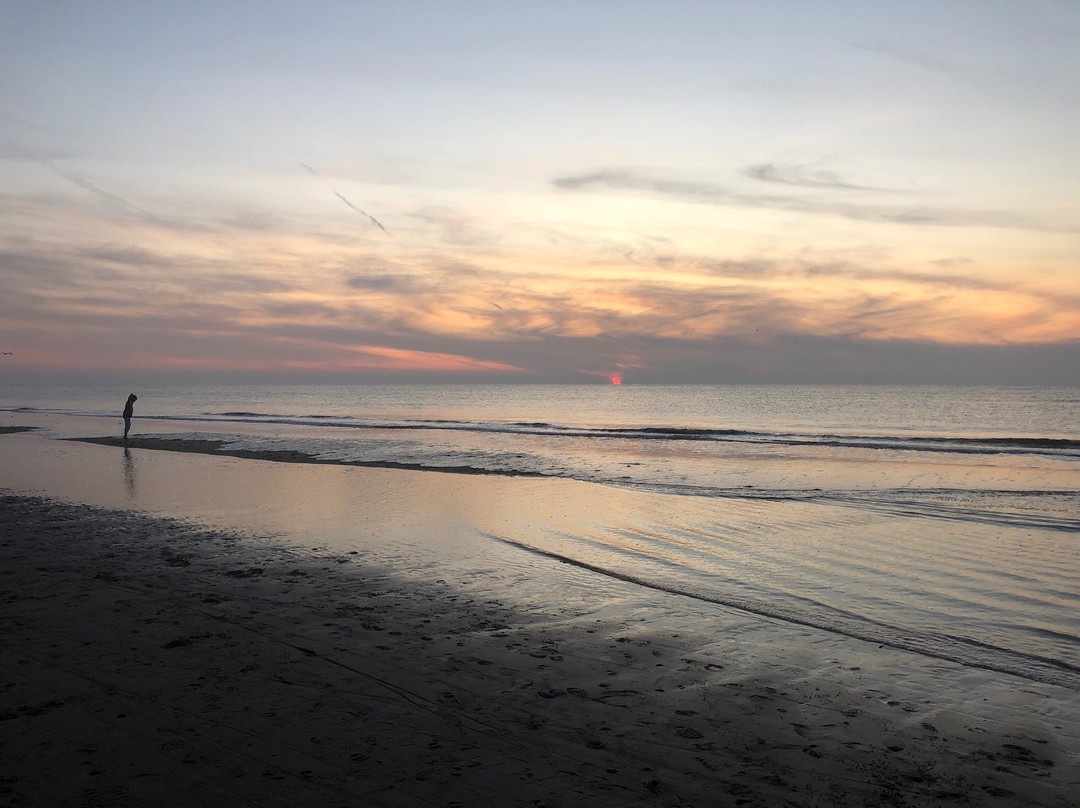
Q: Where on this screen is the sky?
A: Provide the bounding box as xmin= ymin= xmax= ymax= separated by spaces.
xmin=1 ymin=0 xmax=1078 ymax=385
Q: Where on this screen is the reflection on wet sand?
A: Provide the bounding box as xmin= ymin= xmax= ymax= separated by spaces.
xmin=122 ymin=447 xmax=137 ymax=500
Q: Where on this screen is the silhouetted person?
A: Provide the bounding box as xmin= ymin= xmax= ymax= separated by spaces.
xmin=123 ymin=393 xmax=137 ymax=440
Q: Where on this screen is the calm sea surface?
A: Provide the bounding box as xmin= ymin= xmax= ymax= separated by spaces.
xmin=3 ymin=383 xmax=1078 ymax=689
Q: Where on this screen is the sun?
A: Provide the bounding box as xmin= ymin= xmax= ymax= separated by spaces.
xmin=610 ymin=374 xmax=622 ymax=385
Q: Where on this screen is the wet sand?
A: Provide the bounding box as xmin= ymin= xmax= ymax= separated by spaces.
xmin=1 ymin=426 xmax=1079 ymax=806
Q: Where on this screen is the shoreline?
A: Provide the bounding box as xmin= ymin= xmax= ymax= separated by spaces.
xmin=2 ymin=491 xmax=1078 ymax=807
xmin=67 ymin=435 xmax=551 ymax=477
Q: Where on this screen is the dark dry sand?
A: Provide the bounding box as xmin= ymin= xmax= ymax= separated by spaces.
xmin=1 ymin=492 xmax=1077 ymax=808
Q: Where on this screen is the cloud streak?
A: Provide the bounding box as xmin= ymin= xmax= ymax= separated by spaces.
xmin=553 ymin=169 xmax=1068 ymax=232
xmin=302 ymin=163 xmax=389 ymax=234
xmin=2 ymin=141 xmax=170 ymax=226
xmin=744 ymin=163 xmax=899 ymax=192
xmin=47 ymin=165 xmax=165 ymax=223
xmin=851 ymin=38 xmax=963 ymax=80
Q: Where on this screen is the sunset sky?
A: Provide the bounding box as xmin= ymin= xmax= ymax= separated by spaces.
xmin=2 ymin=1 xmax=1078 ymax=384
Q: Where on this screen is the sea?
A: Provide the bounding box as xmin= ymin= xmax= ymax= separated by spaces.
xmin=2 ymin=383 xmax=1078 ymax=690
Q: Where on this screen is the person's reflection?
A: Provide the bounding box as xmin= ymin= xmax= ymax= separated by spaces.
xmin=122 ymin=447 xmax=137 ymax=500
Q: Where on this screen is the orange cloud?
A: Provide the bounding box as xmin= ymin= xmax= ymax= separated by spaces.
xmin=2 ymin=182 xmax=1077 ymax=383
xmin=346 ymin=345 xmax=526 ymax=373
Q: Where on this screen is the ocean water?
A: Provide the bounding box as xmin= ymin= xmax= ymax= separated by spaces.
xmin=3 ymin=383 xmax=1078 ymax=689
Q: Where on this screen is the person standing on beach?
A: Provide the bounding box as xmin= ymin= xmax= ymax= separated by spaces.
xmin=122 ymin=393 xmax=138 ymax=440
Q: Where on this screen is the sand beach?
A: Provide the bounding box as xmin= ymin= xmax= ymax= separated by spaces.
xmin=4 ymin=0 xmax=1079 ymax=799
xmin=1 ymin=424 xmax=1078 ymax=807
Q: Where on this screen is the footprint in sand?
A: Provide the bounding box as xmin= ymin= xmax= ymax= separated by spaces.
xmin=224 ymin=567 xmax=263 ymax=578
xmin=1000 ymin=743 xmax=1054 ymax=769
xmin=163 ymin=633 xmax=212 ymax=649
xmin=82 ymin=783 xmax=129 ymax=807
xmin=596 ymin=689 xmax=645 ymax=706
